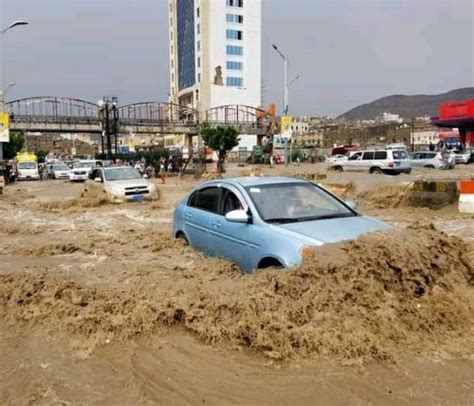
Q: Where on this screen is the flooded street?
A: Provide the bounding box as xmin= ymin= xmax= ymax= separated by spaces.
xmin=1 ymin=164 xmax=473 ymax=405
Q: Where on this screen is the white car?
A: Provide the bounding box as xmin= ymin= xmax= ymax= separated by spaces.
xmin=69 ymin=160 xmax=101 ymax=182
xmin=330 ymin=149 xmax=412 ymax=175
xmin=325 ymin=154 xmax=348 ymax=163
xmin=48 ymin=163 xmax=71 ymax=180
xmin=84 ymin=166 xmax=158 ymax=202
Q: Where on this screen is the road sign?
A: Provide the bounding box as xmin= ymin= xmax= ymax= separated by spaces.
xmin=0 ymin=112 xmax=10 ymax=143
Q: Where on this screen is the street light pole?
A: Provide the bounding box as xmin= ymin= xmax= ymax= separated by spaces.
xmin=272 ymin=44 xmax=289 ymax=116
xmin=1 ymin=20 xmax=29 ymax=161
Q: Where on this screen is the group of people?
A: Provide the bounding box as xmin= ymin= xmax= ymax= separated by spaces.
xmin=428 ymin=140 xmax=465 ymax=152
xmin=0 ymin=161 xmax=17 ymax=184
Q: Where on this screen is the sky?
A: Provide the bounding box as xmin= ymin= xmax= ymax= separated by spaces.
xmin=1 ymin=0 xmax=473 ymax=116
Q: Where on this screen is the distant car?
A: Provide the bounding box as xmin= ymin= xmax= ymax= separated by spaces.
xmin=173 ymin=177 xmax=390 ymax=273
xmin=330 ymin=149 xmax=411 ymax=175
xmin=84 ymin=166 xmax=158 ymax=202
xmin=48 ymin=163 xmax=72 ymax=179
xmin=408 ymin=151 xmax=454 ymax=169
xmin=452 ymin=150 xmax=471 ymax=164
xmin=69 ymin=160 xmax=102 ymax=182
xmin=325 ymin=154 xmax=348 ymax=163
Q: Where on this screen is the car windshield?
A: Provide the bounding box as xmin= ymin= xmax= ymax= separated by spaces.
xmin=104 ymin=167 xmax=142 ymax=181
xmin=392 ymin=150 xmax=408 ymax=159
xmin=18 ymin=162 xmax=36 ymax=170
xmin=74 ymin=162 xmax=94 ymax=168
xmin=245 ymin=182 xmax=356 ymax=224
xmin=53 ymin=164 xmax=69 ymax=170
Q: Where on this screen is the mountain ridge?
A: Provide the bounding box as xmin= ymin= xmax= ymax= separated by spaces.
xmin=338 ymin=88 xmax=474 ymax=120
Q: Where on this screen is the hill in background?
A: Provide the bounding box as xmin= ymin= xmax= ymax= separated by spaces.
xmin=338 ymin=88 xmax=474 ymax=121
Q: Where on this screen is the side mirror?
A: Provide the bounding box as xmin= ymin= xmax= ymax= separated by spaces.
xmin=143 ymin=174 xmax=149 ymax=179
xmin=345 ymin=200 xmax=358 ymax=210
xmin=225 ymin=209 xmax=249 ymax=224
xmin=94 ymin=177 xmax=102 ymax=183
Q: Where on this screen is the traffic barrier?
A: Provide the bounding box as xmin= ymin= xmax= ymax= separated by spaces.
xmin=459 ymin=180 xmax=474 ymax=214
xmin=409 ymin=180 xmax=458 ymax=209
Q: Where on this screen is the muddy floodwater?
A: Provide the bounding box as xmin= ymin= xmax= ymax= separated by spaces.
xmin=1 ymin=164 xmax=473 ymax=405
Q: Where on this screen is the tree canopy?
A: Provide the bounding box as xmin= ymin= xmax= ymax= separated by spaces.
xmin=3 ymin=131 xmax=25 ymax=160
xmin=200 ymin=126 xmax=240 ymax=152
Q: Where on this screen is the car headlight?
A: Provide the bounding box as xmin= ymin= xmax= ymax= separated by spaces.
xmin=110 ymin=186 xmax=123 ymax=195
xmin=299 ymin=245 xmax=318 ymax=261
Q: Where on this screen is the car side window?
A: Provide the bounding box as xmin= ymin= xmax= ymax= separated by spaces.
xmin=222 ymin=190 xmax=244 ymax=215
xmin=90 ymin=169 xmax=103 ymax=181
xmin=362 ymin=151 xmax=375 ymax=160
xmin=374 ymin=151 xmax=387 ymax=160
xmin=349 ymin=152 xmax=362 ymax=161
xmin=188 ymin=187 xmax=220 ymax=213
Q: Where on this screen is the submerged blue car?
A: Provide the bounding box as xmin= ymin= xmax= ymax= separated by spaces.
xmin=173 ymin=177 xmax=389 ymax=273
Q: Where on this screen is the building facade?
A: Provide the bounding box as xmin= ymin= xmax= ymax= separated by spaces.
xmin=168 ymin=0 xmax=262 ymax=114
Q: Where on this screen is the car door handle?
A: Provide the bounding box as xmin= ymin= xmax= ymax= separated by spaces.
xmin=185 ymin=213 xmax=193 ymax=219
xmin=212 ymin=222 xmax=222 ymax=228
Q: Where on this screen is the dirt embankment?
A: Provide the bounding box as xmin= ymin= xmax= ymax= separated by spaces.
xmin=1 ymin=224 xmax=472 ymax=365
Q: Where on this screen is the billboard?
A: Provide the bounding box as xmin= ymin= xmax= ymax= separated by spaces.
xmin=280 ymin=116 xmax=293 ymax=133
xmin=0 ymin=112 xmax=10 ymax=143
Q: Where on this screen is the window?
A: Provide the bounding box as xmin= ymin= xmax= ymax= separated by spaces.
xmin=226 ymin=77 xmax=243 ymax=87
xmin=188 ymin=187 xmax=220 ymax=213
xmin=392 ymin=150 xmax=408 ymax=160
xmin=349 ymin=152 xmax=362 ymax=160
xmin=238 ymin=0 xmax=243 ymax=7
xmin=362 ymin=151 xmax=375 ymax=160
xmin=226 ymin=29 xmax=242 ymax=40
xmin=226 ymin=61 xmax=243 ymax=70
xmin=226 ymin=45 xmax=243 ymax=55
xmin=198 ymin=73 xmax=201 ymax=82
xmin=197 ymin=7 xmax=200 ymax=17
xmin=374 ymin=151 xmax=387 ymax=160
xmin=226 ymin=14 xmax=244 ymax=23
xmin=226 ymin=0 xmax=234 ymax=5
xmin=197 ymin=57 xmax=201 ymax=67
xmin=197 ymin=23 xmax=200 ymax=34
xmin=197 ymin=40 xmax=200 ymax=51
xmin=227 ymin=0 xmax=243 ymax=7
xmin=222 ymin=190 xmax=244 ymax=215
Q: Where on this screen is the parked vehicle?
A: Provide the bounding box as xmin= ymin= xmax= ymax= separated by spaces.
xmin=173 ymin=177 xmax=390 ymax=273
xmin=48 ymin=162 xmax=72 ymax=179
xmin=84 ymin=166 xmax=158 ymax=202
xmin=69 ymin=160 xmax=102 ymax=182
xmin=330 ymin=149 xmax=411 ymax=175
xmin=452 ymin=150 xmax=471 ymax=164
xmin=408 ymin=151 xmax=454 ymax=169
xmin=325 ymin=154 xmax=348 ymax=163
xmin=16 ymin=152 xmax=40 ymax=181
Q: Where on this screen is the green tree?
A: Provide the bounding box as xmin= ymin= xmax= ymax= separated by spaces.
xmin=3 ymin=131 xmax=25 ymax=160
xmin=35 ymin=149 xmax=49 ymax=158
xmin=200 ymin=126 xmax=240 ymax=172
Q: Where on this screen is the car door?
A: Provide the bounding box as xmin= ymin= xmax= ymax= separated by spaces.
xmin=361 ymin=151 xmax=375 ymax=172
xmin=345 ymin=152 xmax=363 ymax=171
xmin=410 ymin=152 xmax=424 ymax=167
xmin=183 ymin=186 xmax=220 ymax=253
xmin=208 ymin=187 xmax=251 ymax=270
xmin=86 ymin=168 xmax=104 ymax=194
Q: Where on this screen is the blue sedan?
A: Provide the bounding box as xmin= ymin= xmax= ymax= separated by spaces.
xmin=173 ymin=177 xmax=390 ymax=273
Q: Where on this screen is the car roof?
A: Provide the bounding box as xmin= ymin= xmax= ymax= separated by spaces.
xmin=201 ymin=176 xmax=308 ymax=188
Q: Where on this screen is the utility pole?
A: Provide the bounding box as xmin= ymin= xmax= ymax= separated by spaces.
xmin=272 ymin=44 xmax=289 ymax=116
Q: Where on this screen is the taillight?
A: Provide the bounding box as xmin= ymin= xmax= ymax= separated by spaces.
xmin=388 ymin=162 xmax=394 ymax=167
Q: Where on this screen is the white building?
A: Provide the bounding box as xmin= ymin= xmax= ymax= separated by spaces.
xmin=376 ymin=112 xmax=403 ymax=124
xmin=168 ymin=0 xmax=262 ymax=114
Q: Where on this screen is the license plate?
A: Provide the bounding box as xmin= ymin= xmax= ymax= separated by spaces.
xmin=132 ymin=194 xmax=144 ymax=202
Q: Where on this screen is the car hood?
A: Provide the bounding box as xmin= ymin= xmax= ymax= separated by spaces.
xmin=107 ymin=178 xmax=150 ymax=188
xmin=277 ymin=215 xmax=390 ymax=244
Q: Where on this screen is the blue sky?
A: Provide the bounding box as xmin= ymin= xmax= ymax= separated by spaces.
xmin=1 ymin=0 xmax=473 ymax=115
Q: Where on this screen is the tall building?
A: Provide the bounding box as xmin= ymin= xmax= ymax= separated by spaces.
xmin=168 ymin=0 xmax=262 ymax=114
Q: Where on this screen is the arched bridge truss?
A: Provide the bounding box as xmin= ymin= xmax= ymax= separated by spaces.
xmin=5 ymin=97 xmax=270 ymax=135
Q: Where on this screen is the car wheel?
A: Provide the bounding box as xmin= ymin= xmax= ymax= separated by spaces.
xmin=370 ymin=167 xmax=383 ymax=174
xmin=176 ymin=232 xmax=189 ymax=245
xmin=333 ymin=166 xmax=344 ymax=173
xmin=258 ymin=257 xmax=283 ymax=269
xmin=424 ymin=165 xmax=435 ymax=169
